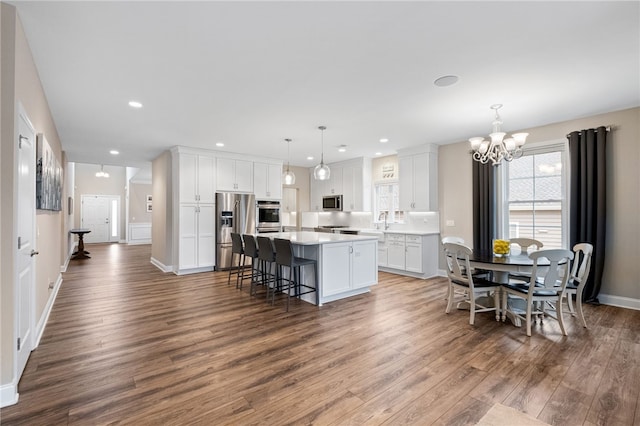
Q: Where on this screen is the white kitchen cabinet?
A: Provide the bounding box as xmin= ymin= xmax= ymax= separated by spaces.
xmin=405 ymin=235 xmax=423 ymax=273
xmin=178 ymin=204 xmax=215 ymax=271
xmin=321 ymin=239 xmax=377 ymax=297
xmin=254 ymin=162 xmax=282 ymax=200
xmin=379 ymin=232 xmax=439 ymax=279
xmin=377 ymin=241 xmax=388 ymax=267
xmin=216 ymin=158 xmax=253 ymax=192
xmin=398 ymin=145 xmax=438 ymax=211
xmin=309 ymin=158 xmax=372 ymax=212
xmin=352 ymin=240 xmax=377 ymax=289
xmin=282 ymin=187 xmax=297 ymax=213
xmin=386 ymin=234 xmax=406 ymax=270
xmin=179 ymin=153 xmax=215 ymax=204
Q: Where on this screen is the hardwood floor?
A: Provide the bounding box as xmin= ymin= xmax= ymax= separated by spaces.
xmin=2 ymin=243 xmax=639 ymax=425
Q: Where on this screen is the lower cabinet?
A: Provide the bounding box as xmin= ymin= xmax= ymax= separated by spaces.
xmin=379 ymin=233 xmax=439 ymax=279
xmin=322 ymin=240 xmax=378 ymax=297
xmin=177 ymin=203 xmax=215 ymax=272
xmin=386 ymin=234 xmax=406 ymax=270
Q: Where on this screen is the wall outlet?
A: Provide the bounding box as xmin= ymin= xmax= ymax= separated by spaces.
xmin=446 ymin=220 xmax=455 ymax=227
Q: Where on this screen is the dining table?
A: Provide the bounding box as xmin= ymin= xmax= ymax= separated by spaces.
xmin=467 ymin=250 xmax=554 ymax=327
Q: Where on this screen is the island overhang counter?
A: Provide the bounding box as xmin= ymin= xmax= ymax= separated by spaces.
xmin=265 ymin=231 xmax=379 ymax=305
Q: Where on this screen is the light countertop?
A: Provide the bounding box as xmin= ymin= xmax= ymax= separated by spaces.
xmin=266 ymin=231 xmax=379 ymax=245
xmin=340 ymin=228 xmax=439 ymax=236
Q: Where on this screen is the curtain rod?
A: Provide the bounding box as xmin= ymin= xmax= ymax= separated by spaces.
xmin=566 ymin=126 xmax=611 ymax=138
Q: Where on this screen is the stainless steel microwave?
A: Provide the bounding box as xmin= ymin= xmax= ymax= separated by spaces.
xmin=322 ymin=195 xmax=343 ymax=211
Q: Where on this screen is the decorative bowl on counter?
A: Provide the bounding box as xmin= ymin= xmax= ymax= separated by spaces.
xmin=493 ymin=239 xmax=510 ymax=257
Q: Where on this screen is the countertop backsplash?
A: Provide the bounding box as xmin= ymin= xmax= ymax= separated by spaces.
xmin=299 ymin=211 xmax=439 ymax=234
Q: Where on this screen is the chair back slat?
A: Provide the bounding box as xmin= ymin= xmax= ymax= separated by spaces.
xmin=571 ymin=243 xmax=593 ymax=287
xmin=510 ymin=238 xmax=543 ymax=255
xmin=443 ymin=242 xmax=473 ymax=285
xmin=528 ymin=249 xmax=574 ymax=291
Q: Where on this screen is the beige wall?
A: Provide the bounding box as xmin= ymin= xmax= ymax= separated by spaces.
xmin=73 ymin=163 xmax=127 ymax=238
xmin=1 ymin=4 xmax=67 ymax=390
xmin=151 ymin=151 xmax=172 ymax=268
xmin=372 ymin=155 xmax=399 ymax=183
xmin=129 ymin=183 xmax=152 ymax=222
xmin=438 ymin=106 xmax=640 ymax=301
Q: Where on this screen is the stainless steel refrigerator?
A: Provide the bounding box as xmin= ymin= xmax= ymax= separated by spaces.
xmin=216 ymin=193 xmax=256 ymax=270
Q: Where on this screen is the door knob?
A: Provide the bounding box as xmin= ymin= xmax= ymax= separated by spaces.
xmin=30 ymin=250 xmax=39 ymax=257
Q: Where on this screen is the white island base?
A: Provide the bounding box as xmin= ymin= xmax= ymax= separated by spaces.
xmin=266 ymin=232 xmax=378 ymax=306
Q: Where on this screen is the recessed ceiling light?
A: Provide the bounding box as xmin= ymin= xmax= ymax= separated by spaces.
xmin=307 ymin=156 xmax=314 ymax=161
xmin=128 ymin=101 xmax=143 ymax=108
xmin=338 ymin=145 xmax=347 ymax=153
xmin=110 ymin=150 xmax=119 ymax=155
xmin=434 ymin=75 xmax=459 ymax=87
xmin=375 ymin=152 xmax=382 ymax=156
xmin=216 ymin=142 xmax=225 ymax=147
xmin=379 ymin=138 xmax=389 ymax=143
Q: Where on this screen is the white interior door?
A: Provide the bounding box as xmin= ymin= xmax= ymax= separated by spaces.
xmin=16 ymin=107 xmax=36 ymax=378
xmin=81 ymin=195 xmax=120 ymax=243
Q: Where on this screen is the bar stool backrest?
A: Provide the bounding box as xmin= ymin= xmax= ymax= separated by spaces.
xmin=231 ymin=233 xmax=244 ymax=254
xmin=257 ymin=236 xmax=275 ymax=262
xmin=243 ymin=234 xmax=259 ymax=258
xmin=274 ymin=238 xmax=294 ymax=267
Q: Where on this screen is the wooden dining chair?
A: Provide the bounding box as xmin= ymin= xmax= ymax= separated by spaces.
xmin=501 ymin=249 xmax=574 ymax=336
xmin=564 ymin=243 xmax=593 ymax=328
xmin=443 ymin=242 xmax=501 ymax=325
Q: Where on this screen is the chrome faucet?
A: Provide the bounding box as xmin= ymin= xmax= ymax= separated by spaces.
xmin=383 ymin=211 xmax=389 ymax=230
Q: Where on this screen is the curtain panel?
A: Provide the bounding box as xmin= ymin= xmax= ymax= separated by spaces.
xmin=472 ymin=160 xmax=496 ymax=253
xmin=567 ymin=127 xmax=608 ymax=304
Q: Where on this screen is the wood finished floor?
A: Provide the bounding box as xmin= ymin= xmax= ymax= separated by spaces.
xmin=2 ymin=243 xmax=639 ymax=425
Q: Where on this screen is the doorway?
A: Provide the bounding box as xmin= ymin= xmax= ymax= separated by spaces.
xmin=16 ymin=105 xmax=36 ymax=379
xmin=81 ymin=195 xmax=120 ymax=243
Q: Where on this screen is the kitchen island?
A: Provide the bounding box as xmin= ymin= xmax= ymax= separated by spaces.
xmin=266 ymin=231 xmax=378 ymax=305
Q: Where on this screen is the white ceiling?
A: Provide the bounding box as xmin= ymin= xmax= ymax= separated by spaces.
xmin=10 ymin=1 xmax=640 ymax=170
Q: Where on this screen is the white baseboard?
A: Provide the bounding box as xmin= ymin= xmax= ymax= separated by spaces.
xmin=150 ymin=257 xmax=172 ymax=273
xmin=34 ymin=273 xmax=63 ymax=348
xmin=0 ymin=380 xmax=19 ymax=408
xmin=598 ymin=293 xmax=640 ymax=311
xmin=128 ymin=240 xmax=151 ymax=245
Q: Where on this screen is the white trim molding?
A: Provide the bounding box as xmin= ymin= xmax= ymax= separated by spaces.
xmin=34 ymin=273 xmax=63 ymax=348
xmin=0 ymin=380 xmax=19 ymax=408
xmin=150 ymin=257 xmax=172 ymax=273
xmin=128 ymin=222 xmax=152 ymax=245
xmin=598 ymin=294 xmax=640 ymax=311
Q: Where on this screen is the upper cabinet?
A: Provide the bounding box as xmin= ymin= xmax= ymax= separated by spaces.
xmin=216 ymin=158 xmax=253 ymax=193
xmin=178 ymin=152 xmax=215 ymax=204
xmin=398 ymin=144 xmax=438 ymax=211
xmin=254 ymin=162 xmax=283 ymax=200
xmin=309 ymin=158 xmax=372 ymax=212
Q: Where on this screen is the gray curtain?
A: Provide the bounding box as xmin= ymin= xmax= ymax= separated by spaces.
xmin=567 ymin=127 xmax=607 ymax=304
xmin=472 ymin=160 xmax=496 ymax=254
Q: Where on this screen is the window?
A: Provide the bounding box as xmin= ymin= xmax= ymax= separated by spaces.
xmin=497 ymin=141 xmax=568 ymax=249
xmin=374 ymin=183 xmax=404 ymax=224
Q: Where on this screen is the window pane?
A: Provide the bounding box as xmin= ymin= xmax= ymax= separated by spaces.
xmin=503 ymin=147 xmax=566 ymax=249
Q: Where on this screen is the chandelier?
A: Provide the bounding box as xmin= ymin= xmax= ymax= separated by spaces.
xmin=469 ymin=104 xmax=528 ymax=165
xmin=313 ymin=126 xmax=330 ymax=180
xmin=95 ymin=164 xmax=109 ymax=178
xmin=282 ymin=138 xmax=296 ymax=185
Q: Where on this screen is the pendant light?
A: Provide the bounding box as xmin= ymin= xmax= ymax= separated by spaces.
xmin=313 ymin=125 xmax=330 ymax=180
xmin=282 ymin=138 xmax=296 ymax=185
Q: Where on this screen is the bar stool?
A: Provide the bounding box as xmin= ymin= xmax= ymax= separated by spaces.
xmin=256 ymin=236 xmax=277 ymax=301
xmin=273 ymin=238 xmax=318 ymax=311
xmin=242 ymin=234 xmax=261 ymax=296
xmin=228 ymin=233 xmax=247 ymax=289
